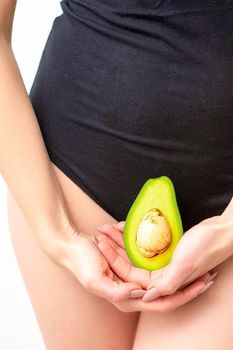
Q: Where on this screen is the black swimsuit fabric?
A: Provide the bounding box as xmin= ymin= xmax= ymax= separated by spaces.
xmin=29 ymin=0 xmax=233 ymax=231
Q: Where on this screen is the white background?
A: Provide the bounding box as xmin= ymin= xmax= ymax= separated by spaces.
xmin=0 ymin=1 xmax=63 ymax=349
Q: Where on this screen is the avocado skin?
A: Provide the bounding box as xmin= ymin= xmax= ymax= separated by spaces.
xmin=123 ymin=176 xmax=183 ymax=271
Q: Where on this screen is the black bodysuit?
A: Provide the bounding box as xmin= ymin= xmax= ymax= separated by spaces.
xmin=29 ymin=0 xmax=233 ymax=231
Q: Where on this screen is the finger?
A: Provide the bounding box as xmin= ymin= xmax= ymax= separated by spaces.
xmin=97 ymin=239 xmax=150 ymax=289
xmin=91 ymin=275 xmax=143 ymax=303
xmin=181 ymin=271 xmax=211 ymax=288
xmin=121 ymin=277 xmax=210 ymax=312
xmin=106 ymin=266 xmax=114 ymax=280
xmin=147 ymin=277 xmax=210 ymax=310
xmin=143 ymin=271 xmax=213 ymax=302
xmin=95 ymin=224 xmax=125 ymax=248
xmin=112 ymin=221 xmax=126 ymax=232
xmin=148 ymin=260 xmax=193 ymax=295
xmin=96 ymin=233 xmax=132 ymax=264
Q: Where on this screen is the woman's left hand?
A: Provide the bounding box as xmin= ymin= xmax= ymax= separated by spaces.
xmin=142 ymin=213 xmax=233 ymax=301
xmin=95 ymin=199 xmax=233 ymax=302
xmin=94 ymin=220 xmax=215 ymax=309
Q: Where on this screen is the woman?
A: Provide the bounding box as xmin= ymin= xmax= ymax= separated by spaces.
xmin=1 ymin=0 xmax=233 ymax=349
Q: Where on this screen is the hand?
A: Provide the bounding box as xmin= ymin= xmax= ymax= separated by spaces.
xmin=58 ymin=227 xmax=209 ymax=313
xmin=57 ymin=227 xmax=145 ymax=306
xmin=95 ymin=221 xmax=216 ymax=311
xmin=143 ymin=213 xmax=233 ymax=302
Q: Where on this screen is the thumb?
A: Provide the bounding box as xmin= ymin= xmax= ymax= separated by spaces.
xmin=148 ymin=261 xmax=191 ymax=296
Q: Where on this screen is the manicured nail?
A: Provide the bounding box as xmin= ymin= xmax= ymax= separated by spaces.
xmin=142 ymin=287 xmax=160 ymax=302
xmin=205 ymin=271 xmax=217 ymax=284
xmin=89 ymin=235 xmax=99 ymax=245
xmin=94 ymin=235 xmax=101 ymax=244
xmin=198 ymin=280 xmax=214 ymax=295
xmin=129 ymin=289 xmax=147 ymax=298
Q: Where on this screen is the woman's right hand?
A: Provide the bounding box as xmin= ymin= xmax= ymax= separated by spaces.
xmin=57 ymin=228 xmax=146 ymax=304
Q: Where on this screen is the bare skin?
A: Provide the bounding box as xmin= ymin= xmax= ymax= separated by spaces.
xmin=1 ymin=1 xmax=210 ymax=348
xmin=8 ymin=162 xmax=233 ymax=350
xmin=96 ymin=218 xmax=233 ymax=350
xmin=133 ymin=256 xmax=233 ymax=350
xmin=7 ymin=162 xmax=140 ymax=350
xmin=3 ymin=1 xmax=233 ymax=349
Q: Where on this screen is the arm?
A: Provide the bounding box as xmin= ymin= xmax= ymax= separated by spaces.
xmin=0 ymin=10 xmax=146 ymax=308
xmin=219 ymin=196 xmax=233 ymax=253
xmin=143 ymin=196 xmax=233 ymax=300
xmin=220 ymin=196 xmax=233 ymax=221
xmin=0 ymin=0 xmax=77 ymax=262
xmin=0 ymin=1 xmax=217 ymax=310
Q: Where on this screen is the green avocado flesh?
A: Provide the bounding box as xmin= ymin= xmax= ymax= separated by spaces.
xmin=123 ymin=176 xmax=183 ymax=271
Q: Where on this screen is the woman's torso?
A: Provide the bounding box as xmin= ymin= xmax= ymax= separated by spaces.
xmin=29 ymin=0 xmax=233 ymax=230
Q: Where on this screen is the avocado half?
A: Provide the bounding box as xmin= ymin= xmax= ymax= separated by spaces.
xmin=124 ymin=176 xmax=183 ymax=271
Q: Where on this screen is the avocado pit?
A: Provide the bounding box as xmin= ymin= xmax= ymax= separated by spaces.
xmin=136 ymin=208 xmax=172 ymax=258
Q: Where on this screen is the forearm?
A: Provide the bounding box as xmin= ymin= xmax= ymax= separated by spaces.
xmin=0 ymin=39 xmax=77 ymax=258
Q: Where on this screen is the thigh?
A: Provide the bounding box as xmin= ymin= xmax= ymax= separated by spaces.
xmin=7 ymin=161 xmax=140 ymax=350
xmin=133 ymin=254 xmax=233 ymax=350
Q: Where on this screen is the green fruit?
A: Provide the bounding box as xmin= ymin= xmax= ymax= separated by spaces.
xmin=124 ymin=176 xmax=183 ymax=271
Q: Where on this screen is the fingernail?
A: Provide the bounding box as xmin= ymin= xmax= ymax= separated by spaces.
xmin=90 ymin=236 xmax=99 ymax=245
xmin=205 ymin=271 xmax=218 ymax=284
xmin=198 ymin=280 xmax=214 ymax=295
xmin=94 ymin=235 xmax=101 ymax=243
xmin=129 ymin=289 xmax=146 ymax=298
xmin=142 ymin=287 xmax=160 ymax=302
xmin=95 ymin=224 xmax=110 ymax=232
